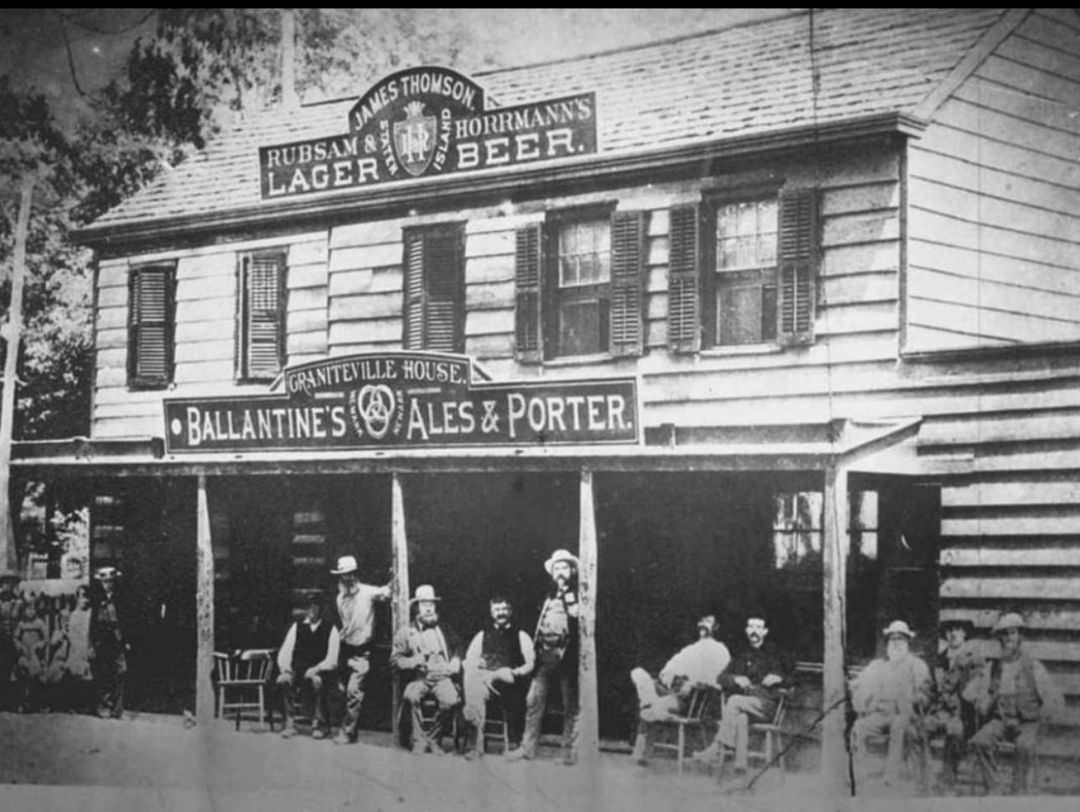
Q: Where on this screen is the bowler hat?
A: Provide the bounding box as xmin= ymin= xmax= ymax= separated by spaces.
xmin=882 ymin=620 xmax=915 ymax=639
xmin=992 ymin=612 xmax=1025 ymax=634
xmin=939 ymin=617 xmax=975 ymax=635
xmin=544 ymin=548 xmax=579 ymax=575
xmin=94 ymin=566 xmax=120 ymax=580
xmin=330 ymin=555 xmax=359 ymax=575
xmin=410 ymin=584 xmax=441 ymax=603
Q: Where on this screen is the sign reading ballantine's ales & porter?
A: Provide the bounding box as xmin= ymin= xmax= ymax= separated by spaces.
xmin=259 ymin=67 xmax=596 ymax=199
xmin=163 ymin=352 xmax=638 ymax=453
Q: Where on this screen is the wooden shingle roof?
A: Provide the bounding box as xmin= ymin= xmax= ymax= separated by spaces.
xmin=86 ymin=8 xmax=1005 ymax=236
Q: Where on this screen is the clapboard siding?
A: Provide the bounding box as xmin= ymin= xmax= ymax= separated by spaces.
xmin=906 ymin=14 xmax=1080 ymax=353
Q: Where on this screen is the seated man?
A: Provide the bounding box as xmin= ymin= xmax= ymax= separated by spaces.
xmin=969 ymin=612 xmax=1062 ymax=794
xmin=630 ymin=614 xmax=730 ymax=765
xmin=694 ymin=612 xmax=790 ymax=775
xmin=276 ymin=596 xmax=340 ymax=739
xmin=925 ymin=618 xmax=985 ymax=788
xmin=850 ymin=619 xmax=933 ymax=787
xmin=390 ymin=584 xmax=464 ymax=755
xmin=461 ymin=594 xmax=535 ymax=760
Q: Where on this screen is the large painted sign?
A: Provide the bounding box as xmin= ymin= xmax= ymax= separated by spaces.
xmin=260 ymin=67 xmax=596 ymax=199
xmin=163 ymin=352 xmax=637 ymax=453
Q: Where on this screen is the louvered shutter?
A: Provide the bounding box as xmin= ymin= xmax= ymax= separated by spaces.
xmin=243 ymin=252 xmax=286 ymax=379
xmin=514 ymin=224 xmax=543 ymax=363
xmin=423 ymin=228 xmax=464 ymax=353
xmin=402 ymin=233 xmax=426 ymax=350
xmin=608 ymin=211 xmax=646 ymax=357
xmin=129 ymin=266 xmax=174 ymax=387
xmin=777 ymin=189 xmax=818 ymax=345
xmin=667 ymin=204 xmax=701 ymax=353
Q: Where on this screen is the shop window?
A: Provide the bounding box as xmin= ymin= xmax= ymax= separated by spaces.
xmin=667 ymin=188 xmax=819 ymax=353
xmin=128 ymin=263 xmax=176 ymax=389
xmin=237 ymin=249 xmax=287 ymax=381
xmin=514 ymin=207 xmax=645 ymax=362
xmin=402 ymin=223 xmax=465 ymax=353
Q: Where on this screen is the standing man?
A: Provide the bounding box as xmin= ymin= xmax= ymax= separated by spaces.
xmin=276 ymin=595 xmax=340 ymax=740
xmin=970 ymin=612 xmax=1062 ymax=794
xmin=88 ymin=565 xmax=129 ymax=719
xmin=926 ymin=618 xmax=985 ymax=788
xmin=849 ymin=619 xmax=933 ymax=787
xmin=391 ymin=584 xmax=464 ymax=755
xmin=693 ymin=613 xmax=790 ymax=775
xmin=0 ymin=571 xmax=21 ymax=710
xmin=462 ymin=594 xmax=536 ymax=760
xmin=508 ymin=548 xmax=580 ymax=765
xmin=331 ymin=555 xmax=391 ymax=745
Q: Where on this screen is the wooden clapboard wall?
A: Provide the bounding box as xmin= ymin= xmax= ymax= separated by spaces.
xmin=906 ymin=8 xmax=1080 ymax=352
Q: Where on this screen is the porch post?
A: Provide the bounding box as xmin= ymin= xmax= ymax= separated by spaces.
xmin=821 ymin=462 xmax=850 ymax=800
xmin=195 ymin=474 xmax=215 ymax=727
xmin=390 ymin=472 xmax=410 ymax=742
xmin=577 ymin=466 xmax=599 ymax=766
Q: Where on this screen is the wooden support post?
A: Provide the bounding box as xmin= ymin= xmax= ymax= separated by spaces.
xmin=822 ymin=462 xmax=850 ymax=801
xmin=195 ymin=474 xmax=215 ymax=727
xmin=390 ymin=472 xmax=410 ymax=742
xmin=577 ymin=467 xmax=599 ymax=767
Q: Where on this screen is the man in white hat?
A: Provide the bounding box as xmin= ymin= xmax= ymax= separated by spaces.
xmin=850 ymin=619 xmax=933 ymax=786
xmin=969 ymin=611 xmax=1062 ymax=794
xmin=331 ymin=555 xmax=391 ymax=744
xmin=390 ymin=584 xmax=464 ymax=755
xmin=89 ymin=566 xmax=129 ymax=719
xmin=507 ymin=548 xmax=581 ymax=765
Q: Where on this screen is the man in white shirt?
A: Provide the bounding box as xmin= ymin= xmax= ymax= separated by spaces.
xmin=276 ymin=596 xmax=340 ymax=739
xmin=331 ymin=555 xmax=391 ymax=745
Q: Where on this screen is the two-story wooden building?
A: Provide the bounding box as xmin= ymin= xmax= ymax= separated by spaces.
xmin=13 ymin=7 xmax=1080 ymax=775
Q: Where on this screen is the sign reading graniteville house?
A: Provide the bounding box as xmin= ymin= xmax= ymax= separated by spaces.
xmin=163 ymin=352 xmax=637 ymax=453
xmin=259 ymin=67 xmax=596 ymax=199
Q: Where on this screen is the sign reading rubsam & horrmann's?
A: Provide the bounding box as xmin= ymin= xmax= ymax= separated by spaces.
xmin=163 ymin=352 xmax=638 ymax=453
xmin=259 ymin=67 xmax=596 ymax=199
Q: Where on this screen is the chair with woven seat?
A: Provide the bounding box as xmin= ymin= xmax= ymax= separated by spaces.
xmin=642 ymin=686 xmax=719 ymax=775
xmin=213 ymin=648 xmax=276 ymax=730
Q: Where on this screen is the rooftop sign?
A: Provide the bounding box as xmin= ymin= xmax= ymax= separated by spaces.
xmin=259 ymin=67 xmax=596 ymax=200
xmin=163 ymin=352 xmax=637 ymax=453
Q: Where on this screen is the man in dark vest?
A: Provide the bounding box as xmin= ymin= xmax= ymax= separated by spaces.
xmin=462 ymin=594 xmax=535 ymax=760
xmin=88 ymin=566 xmax=129 ymax=719
xmin=926 ymin=618 xmax=985 ymax=788
xmin=275 ymin=596 xmax=340 ymax=739
xmin=970 ymin=612 xmax=1062 ymax=794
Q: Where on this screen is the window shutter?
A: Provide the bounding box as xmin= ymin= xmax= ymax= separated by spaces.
xmin=402 ymin=233 xmax=426 ymax=350
xmin=777 ymin=188 xmax=818 ymax=345
xmin=129 ymin=266 xmax=174 ymax=388
xmin=423 ymin=229 xmax=464 ymax=353
xmin=514 ymin=224 xmax=543 ymax=363
xmin=609 ymin=210 xmax=646 ymax=357
xmin=244 ymin=252 xmax=286 ymax=379
xmin=667 ymin=204 xmax=701 ymax=353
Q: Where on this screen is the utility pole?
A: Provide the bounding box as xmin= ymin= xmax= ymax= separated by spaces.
xmin=0 ymin=177 xmax=33 ymax=574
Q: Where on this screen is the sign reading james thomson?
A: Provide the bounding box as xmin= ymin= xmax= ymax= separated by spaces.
xmin=163 ymin=352 xmax=638 ymax=453
xmin=259 ymin=66 xmax=596 ymax=199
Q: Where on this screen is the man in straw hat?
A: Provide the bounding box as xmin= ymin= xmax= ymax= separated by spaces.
xmin=330 ymin=555 xmax=391 ymax=745
xmin=925 ymin=617 xmax=985 ymax=789
xmin=850 ymin=619 xmax=933 ymax=786
xmin=507 ymin=548 xmax=581 ymax=765
xmin=969 ymin=611 xmax=1062 ymax=794
xmin=391 ymin=584 xmax=464 ymax=755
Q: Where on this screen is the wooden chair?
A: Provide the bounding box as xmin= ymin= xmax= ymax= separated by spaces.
xmin=646 ymin=686 xmax=719 ymax=775
xmin=967 ymin=723 xmax=1042 ymax=794
xmin=213 ymin=648 xmax=276 ymax=730
xmin=745 ymin=688 xmax=792 ymax=779
xmin=483 ymin=697 xmax=512 ymax=754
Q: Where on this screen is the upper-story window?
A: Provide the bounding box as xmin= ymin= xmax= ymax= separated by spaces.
xmin=237 ymin=249 xmax=287 ymax=381
xmin=402 ymin=223 xmax=465 ymax=353
xmin=127 ymin=263 xmax=176 ymax=389
xmin=667 ymin=188 xmax=819 ymax=353
xmin=514 ymin=207 xmax=645 ymax=362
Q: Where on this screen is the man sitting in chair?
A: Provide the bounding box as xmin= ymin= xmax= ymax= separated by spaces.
xmin=849 ymin=619 xmax=933 ymax=787
xmin=694 ymin=612 xmax=791 ymax=776
xmin=925 ymin=618 xmax=985 ymax=789
xmin=276 ymin=596 xmax=340 ymax=739
xmin=391 ymin=584 xmax=464 ymax=755
xmin=969 ymin=611 xmax=1062 ymax=795
xmin=630 ymin=614 xmax=730 ymax=766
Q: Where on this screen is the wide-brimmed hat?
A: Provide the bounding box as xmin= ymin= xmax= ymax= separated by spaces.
xmin=544 ymin=548 xmax=579 ymax=575
xmin=410 ymin=584 xmax=441 ymax=604
xmin=939 ymin=617 xmax=975 ymax=635
xmin=992 ymin=612 xmax=1025 ymax=634
xmin=94 ymin=566 xmax=120 ymax=580
xmin=882 ymin=620 xmax=915 ymax=639
xmin=330 ymin=555 xmax=359 ymax=575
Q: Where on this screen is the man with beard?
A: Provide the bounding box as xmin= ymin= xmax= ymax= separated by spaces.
xmin=391 ymin=584 xmax=464 ymax=755
xmin=693 ymin=613 xmax=790 ymax=775
xmin=631 ymin=614 xmax=731 ymax=766
xmin=331 ymin=555 xmax=391 ymax=745
xmin=926 ymin=618 xmax=985 ymax=789
xmin=276 ymin=596 xmax=340 ymax=739
xmin=88 ymin=566 xmax=130 ymax=719
xmin=461 ymin=594 xmax=536 ymax=760
xmin=969 ymin=612 xmax=1062 ymax=794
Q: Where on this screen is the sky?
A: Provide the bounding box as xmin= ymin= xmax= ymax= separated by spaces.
xmin=1 ymin=9 xmax=798 ymax=127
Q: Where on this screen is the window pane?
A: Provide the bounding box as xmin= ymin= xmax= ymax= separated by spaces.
xmin=559 ymin=219 xmax=610 ymax=287
xmin=716 ymin=199 xmax=777 ymax=271
xmin=559 ymin=298 xmax=606 ymax=356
